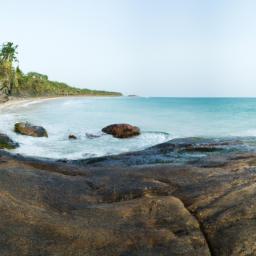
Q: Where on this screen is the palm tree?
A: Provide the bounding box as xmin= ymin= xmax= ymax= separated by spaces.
xmin=0 ymin=42 xmax=18 ymax=64
xmin=0 ymin=42 xmax=19 ymax=95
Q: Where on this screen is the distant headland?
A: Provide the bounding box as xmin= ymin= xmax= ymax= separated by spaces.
xmin=0 ymin=42 xmax=122 ymax=102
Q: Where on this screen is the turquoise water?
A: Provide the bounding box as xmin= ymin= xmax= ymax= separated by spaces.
xmin=1 ymin=97 xmax=256 ymax=159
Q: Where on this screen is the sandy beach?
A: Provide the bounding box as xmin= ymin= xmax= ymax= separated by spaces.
xmin=0 ymin=96 xmax=60 ymax=111
xmin=0 ymin=95 xmax=121 ymax=111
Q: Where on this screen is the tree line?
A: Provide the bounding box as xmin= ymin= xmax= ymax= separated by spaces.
xmin=0 ymin=42 xmax=121 ymax=98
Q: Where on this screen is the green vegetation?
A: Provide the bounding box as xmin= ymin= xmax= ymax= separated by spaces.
xmin=12 ymin=73 xmax=122 ymax=97
xmin=0 ymin=42 xmax=18 ymax=96
xmin=0 ymin=42 xmax=122 ymax=98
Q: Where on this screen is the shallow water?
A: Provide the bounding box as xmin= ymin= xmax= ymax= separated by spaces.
xmin=1 ymin=97 xmax=256 ymax=159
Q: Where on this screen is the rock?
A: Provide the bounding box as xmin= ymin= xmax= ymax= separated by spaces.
xmin=85 ymin=133 xmax=101 ymax=139
xmin=0 ymin=156 xmax=211 ymax=256
xmin=0 ymin=95 xmax=9 ymax=103
xmin=1 ymin=137 xmax=256 ymax=255
xmin=74 ymin=137 xmax=238 ymax=167
xmin=0 ymin=133 xmax=19 ymax=149
xmin=14 ymin=122 xmax=48 ymax=137
xmin=68 ymin=134 xmax=77 ymax=140
xmin=102 ymin=123 xmax=140 ymax=138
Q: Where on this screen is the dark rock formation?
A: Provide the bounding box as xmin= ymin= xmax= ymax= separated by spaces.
xmin=14 ymin=122 xmax=48 ymax=137
xmin=72 ymin=137 xmax=243 ymax=167
xmin=0 ymin=137 xmax=256 ymax=255
xmin=102 ymin=123 xmax=140 ymax=138
xmin=68 ymin=134 xmax=77 ymax=140
xmin=0 ymin=133 xmax=19 ymax=149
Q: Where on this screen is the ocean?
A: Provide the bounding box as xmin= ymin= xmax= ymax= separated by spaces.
xmin=1 ymin=97 xmax=256 ymax=159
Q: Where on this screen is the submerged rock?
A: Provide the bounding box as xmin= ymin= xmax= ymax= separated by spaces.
xmin=14 ymin=122 xmax=48 ymax=137
xmin=0 ymin=133 xmax=19 ymax=149
xmin=102 ymin=123 xmax=140 ymax=138
xmin=69 ymin=134 xmax=77 ymax=140
xmin=85 ymin=133 xmax=102 ymax=139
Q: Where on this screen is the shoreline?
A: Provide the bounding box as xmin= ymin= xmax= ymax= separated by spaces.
xmin=0 ymin=94 xmax=254 ymax=255
xmin=0 ymin=96 xmax=173 ymax=161
xmin=0 ymin=96 xmax=256 ymax=161
xmin=0 ymin=96 xmax=60 ymax=111
xmin=0 ymin=94 xmax=124 ymax=111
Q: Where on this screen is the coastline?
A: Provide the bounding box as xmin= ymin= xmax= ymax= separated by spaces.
xmin=2 ymin=96 xmax=256 ymax=160
xmin=0 ymin=96 xmax=59 ymax=110
xmin=0 ymin=94 xmax=124 ymax=111
xmin=1 ymin=0 xmax=254 ymax=254
xmin=0 ymin=96 xmax=256 ymax=255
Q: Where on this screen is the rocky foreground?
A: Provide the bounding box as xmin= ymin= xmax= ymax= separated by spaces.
xmin=1 ymin=137 xmax=256 ymax=255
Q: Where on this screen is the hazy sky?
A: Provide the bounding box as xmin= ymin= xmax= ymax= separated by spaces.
xmin=2 ymin=0 xmax=256 ymax=96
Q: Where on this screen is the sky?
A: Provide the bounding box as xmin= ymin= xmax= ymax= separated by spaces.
xmin=1 ymin=0 xmax=256 ymax=96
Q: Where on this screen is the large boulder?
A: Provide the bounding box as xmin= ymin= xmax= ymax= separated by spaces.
xmin=102 ymin=123 xmax=140 ymax=138
xmin=0 ymin=133 xmax=19 ymax=149
xmin=14 ymin=122 xmax=48 ymax=137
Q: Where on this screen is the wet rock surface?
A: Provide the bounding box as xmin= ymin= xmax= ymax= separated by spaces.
xmin=72 ymin=137 xmax=246 ymax=167
xmin=0 ymin=133 xmax=19 ymax=149
xmin=14 ymin=122 xmax=48 ymax=137
xmin=1 ymin=137 xmax=256 ymax=255
xmin=102 ymin=123 xmax=140 ymax=138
